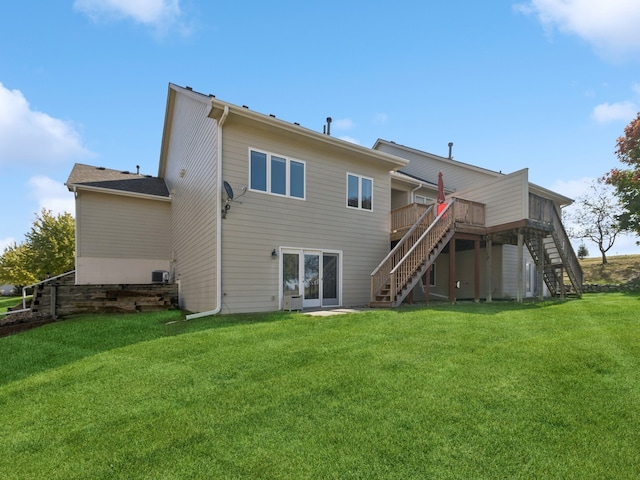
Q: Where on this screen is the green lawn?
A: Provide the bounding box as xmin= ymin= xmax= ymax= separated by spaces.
xmin=0 ymin=296 xmax=24 ymax=313
xmin=1 ymin=294 xmax=639 ymax=479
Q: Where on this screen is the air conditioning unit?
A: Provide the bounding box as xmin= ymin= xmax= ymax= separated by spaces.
xmin=152 ymin=270 xmax=169 ymax=284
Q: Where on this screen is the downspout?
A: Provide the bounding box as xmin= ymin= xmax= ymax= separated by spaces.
xmin=410 ymin=183 xmax=423 ymax=202
xmin=186 ymin=104 xmax=229 ymax=320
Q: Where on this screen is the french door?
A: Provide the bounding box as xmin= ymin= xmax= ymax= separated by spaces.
xmin=282 ymin=249 xmax=340 ymax=309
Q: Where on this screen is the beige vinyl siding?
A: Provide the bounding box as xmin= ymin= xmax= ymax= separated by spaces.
xmin=163 ymin=92 xmax=219 ymax=312
xmin=75 ymin=190 xmax=170 ymax=284
xmin=454 ymin=169 xmax=529 ymax=227
xmin=77 ymin=258 xmax=170 ymax=284
xmin=376 ymin=142 xmax=499 ymax=190
xmin=501 ymin=245 xmax=537 ymax=298
xmin=218 ymin=121 xmax=392 ymax=313
xmin=76 ymin=191 xmax=170 ymax=258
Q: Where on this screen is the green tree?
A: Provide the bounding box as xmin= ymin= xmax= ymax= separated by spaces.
xmin=0 ymin=209 xmax=75 ymax=286
xmin=0 ymin=242 xmax=38 ymax=286
xmin=577 ymin=244 xmax=589 ymax=260
xmin=605 ymin=113 xmax=640 ymax=239
xmin=25 ymin=209 xmax=75 ymax=279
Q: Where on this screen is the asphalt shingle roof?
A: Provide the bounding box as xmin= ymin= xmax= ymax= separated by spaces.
xmin=66 ymin=163 xmax=170 ymax=198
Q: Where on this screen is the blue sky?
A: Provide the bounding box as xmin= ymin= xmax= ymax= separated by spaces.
xmin=2 ymin=0 xmax=640 ymax=256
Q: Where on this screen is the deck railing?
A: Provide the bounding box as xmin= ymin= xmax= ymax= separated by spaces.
xmin=386 ymin=201 xmax=455 ymax=303
xmin=372 ymin=205 xmax=436 ymax=302
xmin=453 ymin=198 xmax=485 ymax=226
xmin=390 ymin=198 xmax=484 ymax=234
xmin=391 ymin=203 xmax=429 ymax=233
xmin=529 ymin=193 xmax=555 ymax=223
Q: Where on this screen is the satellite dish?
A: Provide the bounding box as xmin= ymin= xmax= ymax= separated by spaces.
xmin=223 ymin=181 xmax=234 ymax=200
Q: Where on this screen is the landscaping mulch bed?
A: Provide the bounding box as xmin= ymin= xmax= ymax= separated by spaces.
xmin=0 ymin=311 xmax=55 ymax=338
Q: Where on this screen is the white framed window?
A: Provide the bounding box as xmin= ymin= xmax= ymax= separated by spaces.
xmin=347 ymin=173 xmax=373 ymax=210
xmin=414 ymin=194 xmax=433 ymax=205
xmin=249 ymin=148 xmax=305 ymax=199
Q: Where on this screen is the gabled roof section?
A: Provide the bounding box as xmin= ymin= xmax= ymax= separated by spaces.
xmin=375 ymin=139 xmax=574 ymax=206
xmin=66 ymin=163 xmax=170 ymax=200
xmin=158 ymin=83 xmax=409 ymax=177
xmin=374 ymin=138 xmax=502 ymax=178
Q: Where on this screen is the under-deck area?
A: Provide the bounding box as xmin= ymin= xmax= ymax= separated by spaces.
xmin=372 ymin=193 xmax=582 ymax=308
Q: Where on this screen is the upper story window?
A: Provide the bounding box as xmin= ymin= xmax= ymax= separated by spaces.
xmin=347 ymin=173 xmax=373 ymax=211
xmin=250 ymin=149 xmax=305 ymax=199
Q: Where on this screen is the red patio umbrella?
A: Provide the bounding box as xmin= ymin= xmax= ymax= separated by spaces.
xmin=437 ymin=171 xmax=446 ymax=215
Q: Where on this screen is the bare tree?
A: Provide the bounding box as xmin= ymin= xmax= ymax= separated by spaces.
xmin=566 ymin=180 xmax=624 ymax=265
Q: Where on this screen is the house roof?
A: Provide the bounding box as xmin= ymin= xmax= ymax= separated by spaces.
xmin=374 ymin=139 xmax=504 ymax=179
xmin=66 ymin=163 xmax=170 ymax=200
xmin=375 ymin=139 xmax=574 ymax=206
xmin=158 ymin=84 xmax=409 ymax=178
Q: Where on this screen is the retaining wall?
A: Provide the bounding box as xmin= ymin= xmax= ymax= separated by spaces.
xmin=32 ymin=273 xmax=178 ymax=318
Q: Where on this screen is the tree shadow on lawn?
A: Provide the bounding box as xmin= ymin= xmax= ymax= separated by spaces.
xmin=0 ymin=309 xmax=296 ymax=386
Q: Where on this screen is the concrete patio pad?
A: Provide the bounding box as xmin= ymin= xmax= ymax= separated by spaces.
xmin=303 ymin=308 xmax=370 ymax=317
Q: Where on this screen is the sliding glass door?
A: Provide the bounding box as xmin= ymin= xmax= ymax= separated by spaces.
xmin=281 ymin=249 xmax=341 ymax=309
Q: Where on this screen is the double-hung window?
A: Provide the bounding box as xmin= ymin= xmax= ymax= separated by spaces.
xmin=250 ymin=149 xmax=305 ymax=199
xmin=347 ymin=173 xmax=373 ymax=210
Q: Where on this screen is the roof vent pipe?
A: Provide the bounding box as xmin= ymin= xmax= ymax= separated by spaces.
xmin=136 ymin=165 xmax=140 ymax=175
xmin=448 ymin=142 xmax=453 ymax=159
xmin=326 ymin=117 xmax=332 ymax=136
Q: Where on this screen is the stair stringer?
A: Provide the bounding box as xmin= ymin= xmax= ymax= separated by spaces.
xmin=550 ymin=230 xmax=583 ymax=298
xmin=390 ymin=227 xmax=455 ymax=307
xmin=525 ymin=235 xmax=559 ymax=296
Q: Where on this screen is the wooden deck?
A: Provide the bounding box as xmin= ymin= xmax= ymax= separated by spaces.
xmin=391 ymin=198 xmax=485 ymax=241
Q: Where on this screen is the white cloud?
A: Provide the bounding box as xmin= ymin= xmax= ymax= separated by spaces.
xmin=591 ymin=101 xmax=637 ymax=123
xmin=548 ymin=176 xmax=599 ymax=201
xmin=333 ymin=118 xmax=355 ymax=130
xmin=74 ymin=0 xmax=182 ymax=30
xmin=28 ymin=176 xmax=75 ymax=217
xmin=517 ymin=0 xmax=640 ymax=59
xmin=338 ymin=136 xmax=360 ymax=145
xmin=0 ymin=83 xmax=93 ymax=165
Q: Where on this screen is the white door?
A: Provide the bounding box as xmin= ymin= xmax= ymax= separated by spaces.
xmin=281 ymin=249 xmax=340 ymax=309
xmin=303 ymin=252 xmax=321 ymax=308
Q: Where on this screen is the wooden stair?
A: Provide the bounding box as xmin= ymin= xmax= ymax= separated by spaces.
xmin=371 ymin=201 xmax=456 ymax=307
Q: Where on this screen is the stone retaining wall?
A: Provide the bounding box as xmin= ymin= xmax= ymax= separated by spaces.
xmin=32 ymin=273 xmax=179 ymax=317
xmin=582 ymin=282 xmax=640 ymax=293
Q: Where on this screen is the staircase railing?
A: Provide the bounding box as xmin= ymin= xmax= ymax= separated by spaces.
xmin=388 ymin=201 xmax=455 ymax=303
xmin=371 ymin=205 xmax=436 ymax=303
xmin=549 ymin=206 xmax=583 ymax=296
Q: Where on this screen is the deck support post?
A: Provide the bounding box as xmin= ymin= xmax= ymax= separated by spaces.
xmin=517 ymin=229 xmax=524 ymax=303
xmin=449 ymin=237 xmax=456 ymax=303
xmin=537 ymin=235 xmax=545 ymax=301
xmin=474 ymin=238 xmax=480 ymax=302
xmin=50 ymin=284 xmax=57 ymax=319
xmin=485 ymin=236 xmax=492 ymax=302
xmin=425 ymin=266 xmax=431 ymax=305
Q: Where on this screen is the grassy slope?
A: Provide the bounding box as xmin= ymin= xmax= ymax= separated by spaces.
xmin=0 ymin=296 xmax=24 ymax=313
xmin=580 ymin=254 xmax=640 ymax=284
xmin=1 ymin=295 xmax=639 ymax=479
